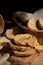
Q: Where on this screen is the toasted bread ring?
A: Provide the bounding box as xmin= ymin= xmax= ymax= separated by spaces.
xmin=9 ymin=42 xmax=31 ymax=51
xmin=13 ymin=48 xmax=36 ymax=57
xmin=9 ymin=42 xmax=37 ymax=52
xmin=0 ymin=15 xmax=4 ymax=35
xmin=27 ymin=18 xmax=43 ymax=32
xmin=5 ymin=29 xmax=14 ymax=40
xmin=14 ymin=34 xmax=37 ymax=47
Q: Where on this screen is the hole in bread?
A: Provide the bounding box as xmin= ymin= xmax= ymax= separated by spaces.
xmin=36 ymin=20 xmax=42 ymax=30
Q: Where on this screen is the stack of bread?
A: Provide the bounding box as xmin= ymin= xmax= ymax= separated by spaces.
xmin=5 ymin=12 xmax=43 ymax=64
xmin=0 ymin=9 xmax=43 ymax=65
xmin=5 ymin=18 xmax=43 ymax=64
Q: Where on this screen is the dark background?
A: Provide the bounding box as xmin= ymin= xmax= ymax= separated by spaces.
xmin=0 ymin=0 xmax=43 ymax=20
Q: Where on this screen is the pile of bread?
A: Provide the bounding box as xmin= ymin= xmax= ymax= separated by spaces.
xmin=5 ymin=17 xmax=43 ymax=57
xmin=0 ymin=11 xmax=43 ymax=64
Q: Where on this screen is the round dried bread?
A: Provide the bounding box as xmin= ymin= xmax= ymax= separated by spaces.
xmin=13 ymin=48 xmax=36 ymax=57
xmin=27 ymin=18 xmax=43 ymax=32
xmin=9 ymin=42 xmax=36 ymax=52
xmin=0 ymin=15 xmax=4 ymax=35
xmin=5 ymin=27 xmax=24 ymax=40
xmin=14 ymin=34 xmax=38 ymax=47
xmin=5 ymin=29 xmax=14 ymax=40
